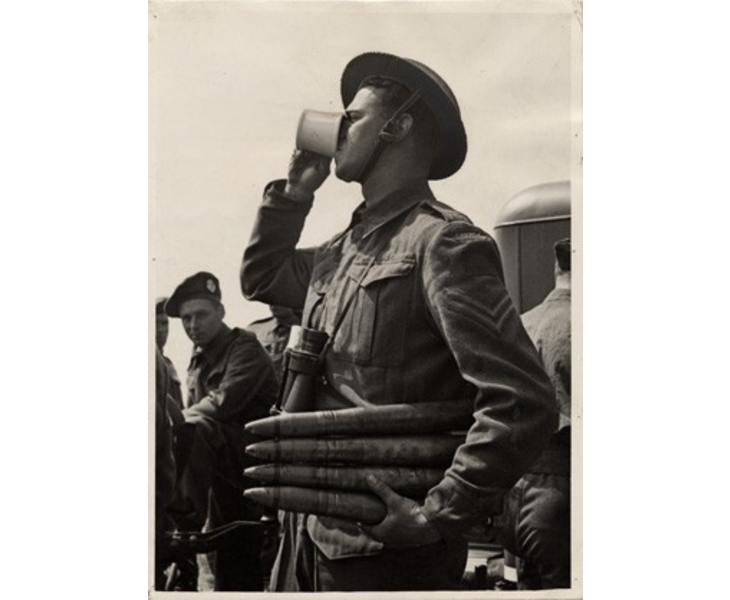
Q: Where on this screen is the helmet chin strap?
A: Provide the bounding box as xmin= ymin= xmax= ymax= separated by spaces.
xmin=353 ymin=90 xmax=422 ymax=184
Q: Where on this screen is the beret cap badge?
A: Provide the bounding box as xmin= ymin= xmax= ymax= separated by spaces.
xmin=164 ymin=271 xmax=221 ymax=318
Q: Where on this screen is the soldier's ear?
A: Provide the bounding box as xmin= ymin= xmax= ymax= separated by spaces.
xmin=379 ymin=113 xmax=413 ymax=144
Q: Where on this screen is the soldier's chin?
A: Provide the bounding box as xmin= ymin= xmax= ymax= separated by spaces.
xmin=334 ymin=160 xmax=357 ymax=183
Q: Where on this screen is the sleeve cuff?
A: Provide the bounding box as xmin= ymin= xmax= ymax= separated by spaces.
xmin=183 ymin=397 xmax=218 ymax=420
xmin=421 ymin=474 xmax=506 ymax=541
xmin=265 ymin=179 xmax=315 ymax=206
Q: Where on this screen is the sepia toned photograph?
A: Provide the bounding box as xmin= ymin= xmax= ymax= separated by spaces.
xmin=149 ymin=0 xmax=582 ymax=596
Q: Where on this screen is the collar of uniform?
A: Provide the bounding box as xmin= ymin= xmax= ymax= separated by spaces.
xmin=196 ymin=323 xmax=233 ymax=365
xmin=353 ymin=182 xmax=436 ymax=239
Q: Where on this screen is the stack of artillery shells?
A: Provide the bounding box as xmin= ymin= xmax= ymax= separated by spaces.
xmin=243 ymin=399 xmax=473 ymax=525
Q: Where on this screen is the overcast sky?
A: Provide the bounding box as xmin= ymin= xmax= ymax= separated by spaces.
xmin=150 ymin=0 xmax=581 ymax=373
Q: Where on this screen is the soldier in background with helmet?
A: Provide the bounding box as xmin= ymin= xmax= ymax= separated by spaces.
xmin=156 ymin=296 xmax=184 ymax=413
xmin=240 ymin=52 xmax=557 ymax=591
xmin=247 ymin=305 xmax=303 ymax=381
xmin=500 ymin=238 xmax=572 ymax=589
xmin=164 ymin=271 xmax=279 ymax=591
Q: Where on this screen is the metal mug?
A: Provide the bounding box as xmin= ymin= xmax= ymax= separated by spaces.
xmin=295 ymin=110 xmax=344 ymax=158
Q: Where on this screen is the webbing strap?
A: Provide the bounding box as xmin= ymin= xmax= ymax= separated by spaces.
xmin=353 ymin=89 xmax=422 ymax=183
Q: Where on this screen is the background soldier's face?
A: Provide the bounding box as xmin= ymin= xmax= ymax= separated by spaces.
xmin=179 ymin=298 xmax=224 ymax=347
xmin=155 ymin=313 xmax=169 ymax=349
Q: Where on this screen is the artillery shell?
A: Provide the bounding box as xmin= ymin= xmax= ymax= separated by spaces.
xmin=245 ymin=434 xmax=464 ymax=467
xmin=244 ymin=464 xmax=444 ymax=496
xmin=244 ymin=486 xmax=387 ymax=524
xmin=245 ymin=399 xmax=474 ymax=438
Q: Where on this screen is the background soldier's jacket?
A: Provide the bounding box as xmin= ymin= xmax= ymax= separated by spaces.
xmin=247 ymin=317 xmax=292 ymax=381
xmin=185 ymin=324 xmax=278 ymax=424
xmin=522 ymin=287 xmax=571 ymax=433
xmin=241 ymin=179 xmax=557 ymax=559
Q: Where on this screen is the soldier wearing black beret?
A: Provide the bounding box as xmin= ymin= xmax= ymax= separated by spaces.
xmin=164 ymin=272 xmax=279 ymax=591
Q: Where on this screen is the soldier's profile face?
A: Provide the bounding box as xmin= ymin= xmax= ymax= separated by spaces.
xmin=334 ymin=86 xmax=389 ymax=182
xmin=155 ymin=313 xmax=169 ymax=349
xmin=179 ymin=298 xmax=223 ymax=347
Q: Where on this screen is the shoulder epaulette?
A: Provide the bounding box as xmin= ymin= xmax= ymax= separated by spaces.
xmin=419 ymin=199 xmax=473 ymax=225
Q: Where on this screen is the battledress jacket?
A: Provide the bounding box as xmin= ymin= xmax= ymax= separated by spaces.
xmin=521 ymin=287 xmax=572 ymax=434
xmin=184 ymin=324 xmax=280 ymax=488
xmin=241 ymin=179 xmax=557 ymax=559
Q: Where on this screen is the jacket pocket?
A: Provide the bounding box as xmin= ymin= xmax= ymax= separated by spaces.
xmin=337 ymin=255 xmax=415 ymax=367
xmin=303 ymin=250 xmax=339 ymax=328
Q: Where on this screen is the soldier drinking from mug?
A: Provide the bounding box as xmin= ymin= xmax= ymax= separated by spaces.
xmin=240 ymin=52 xmax=557 ymax=592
